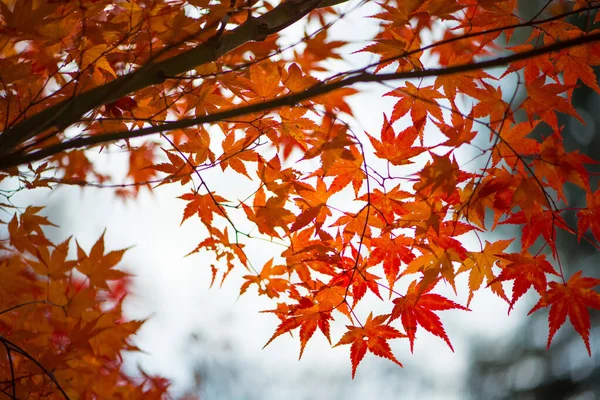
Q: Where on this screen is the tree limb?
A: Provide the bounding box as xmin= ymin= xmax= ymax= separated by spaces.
xmin=0 ymin=0 xmax=330 ymax=158
xmin=2 ymin=31 xmax=598 ymax=170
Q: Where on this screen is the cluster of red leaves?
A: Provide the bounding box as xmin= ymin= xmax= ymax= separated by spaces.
xmin=1 ymin=0 xmax=600 ymax=389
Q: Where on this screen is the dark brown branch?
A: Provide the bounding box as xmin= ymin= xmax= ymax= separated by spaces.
xmin=2 ymin=31 xmax=597 ymax=170
xmin=0 ymin=336 xmax=70 ymax=400
xmin=0 ymin=0 xmax=331 ymax=159
xmin=0 ymin=300 xmax=64 ymax=316
xmin=3 ymin=342 xmax=16 ymax=399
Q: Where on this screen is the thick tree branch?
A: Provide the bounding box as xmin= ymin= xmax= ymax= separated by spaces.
xmin=0 ymin=0 xmax=331 ymax=158
xmin=2 ymin=31 xmax=598 ymax=170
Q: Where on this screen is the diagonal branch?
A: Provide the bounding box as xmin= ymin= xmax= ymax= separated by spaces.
xmin=1 ymin=31 xmax=598 ymax=170
xmin=0 ymin=336 xmax=70 ymax=400
xmin=0 ymin=0 xmax=339 ymax=158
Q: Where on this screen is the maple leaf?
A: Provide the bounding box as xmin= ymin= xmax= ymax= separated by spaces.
xmin=366 ymin=114 xmax=426 ymax=165
xmin=492 ymin=121 xmax=541 ymax=166
xmin=328 ymin=261 xmax=383 ymax=306
xmin=529 ymin=271 xmax=600 ymax=355
xmin=322 ymin=144 xmax=366 ymax=195
xmin=436 ymin=112 xmax=477 ymax=147
xmin=334 ymin=313 xmax=406 ymax=378
xmin=415 ymin=0 xmax=463 ymax=19
xmin=257 ymin=154 xmax=297 ymax=198
xmin=457 ymin=239 xmax=512 ymax=306
xmin=520 ymin=78 xmax=581 ymax=131
xmin=249 ymin=60 xmax=282 ymax=99
xmin=488 ymin=252 xmax=560 ymax=311
xmin=178 ymin=128 xmax=215 ymax=165
xmin=509 ymin=176 xmax=548 ymax=219
xmin=295 ymin=29 xmax=346 ymax=73
xmin=292 ymin=178 xmax=332 ymax=232
xmin=358 ymin=25 xmax=423 ymax=72
xmin=391 ymin=279 xmax=467 ymax=352
xmin=457 ymin=168 xmax=517 ymax=229
xmin=263 ymin=298 xmax=333 ymax=360
xmin=29 ymin=238 xmax=76 ymax=279
xmin=7 ymin=207 xmax=56 ymax=254
xmin=76 ymin=233 xmax=130 ymax=290
xmin=331 ymin=206 xmax=384 ymax=243
xmin=242 ymin=188 xmax=295 ymax=238
xmin=556 ymin=42 xmax=600 ymax=96
xmin=413 ymin=153 xmax=461 ymax=200
xmin=386 ymin=82 xmax=444 ymax=132
xmin=533 ymin=132 xmax=595 ymax=201
xmin=578 ymin=189 xmax=600 ymax=242
xmin=471 ymin=82 xmax=511 ymax=130
xmin=127 ymin=144 xmax=157 ymax=190
xmin=219 ymin=131 xmax=260 ymax=178
xmin=179 ymin=191 xmax=228 ymax=226
xmin=282 ymin=63 xmax=319 ymax=93
xmin=358 ymin=185 xmax=411 ymax=225
xmin=397 ymin=199 xmax=446 ymax=237
xmin=151 ymin=149 xmax=195 ymax=186
xmin=240 ymin=258 xmax=288 ymax=298
xmin=278 ymin=106 xmax=319 ymax=150
xmin=370 ymin=233 xmax=416 ymax=292
xmin=90 ymin=301 xmax=144 ymax=358
xmin=501 ymin=209 xmax=572 ymax=256
xmin=435 ymin=69 xmax=491 ymax=102
xmin=502 ymin=44 xmax=556 ymax=83
xmin=0 ymin=257 xmax=36 ymax=306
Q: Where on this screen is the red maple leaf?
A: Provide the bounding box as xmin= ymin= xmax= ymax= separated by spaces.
xmin=529 ymin=271 xmax=600 ymax=355
xmin=334 ymin=313 xmax=406 ymax=378
xmin=390 ymin=279 xmax=467 ymax=352
xmin=488 ymin=252 xmax=559 ymax=311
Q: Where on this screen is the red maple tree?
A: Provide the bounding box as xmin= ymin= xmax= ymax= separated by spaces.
xmin=1 ymin=0 xmax=600 ymax=397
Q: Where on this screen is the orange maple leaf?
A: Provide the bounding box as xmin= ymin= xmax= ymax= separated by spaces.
xmin=457 ymin=239 xmax=512 ymax=306
xmin=370 ymin=233 xmax=416 ymax=292
xmin=366 ymin=114 xmax=426 ymax=165
xmin=151 ymin=149 xmax=195 ymax=185
xmin=29 ymin=238 xmax=76 ymax=279
xmin=263 ymin=298 xmax=333 ymax=360
xmin=76 ymin=233 xmax=129 ymax=290
xmin=240 ymin=258 xmax=288 ymax=298
xmin=179 ymin=191 xmax=227 ymax=226
xmin=243 ymin=188 xmax=295 ymax=237
xmin=386 ymin=82 xmax=443 ymax=132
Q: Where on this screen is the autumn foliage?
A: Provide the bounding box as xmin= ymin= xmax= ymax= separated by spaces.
xmin=2 ymin=0 xmax=600 ymax=397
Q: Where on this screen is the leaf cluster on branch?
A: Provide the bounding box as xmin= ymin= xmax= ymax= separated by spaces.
xmin=1 ymin=0 xmax=600 ymax=396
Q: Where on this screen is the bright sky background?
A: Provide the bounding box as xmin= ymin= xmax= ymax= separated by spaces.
xmin=9 ymin=1 xmax=545 ymax=399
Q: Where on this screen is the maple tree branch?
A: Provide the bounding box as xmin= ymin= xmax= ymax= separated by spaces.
xmin=0 ymin=300 xmax=63 ymax=316
xmin=370 ymin=3 xmax=600 ymax=74
xmin=0 ymin=0 xmax=330 ymax=159
xmin=0 ymin=336 xmax=71 ymax=400
xmin=2 ymin=31 xmax=598 ymax=170
xmin=320 ymin=0 xmax=351 ymax=7
xmin=3 ymin=342 xmax=15 ymax=400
